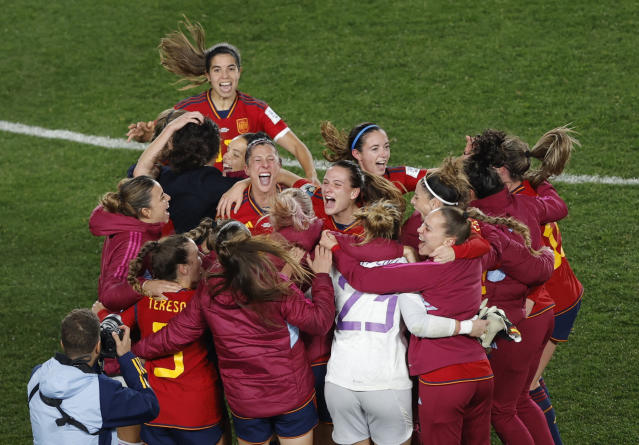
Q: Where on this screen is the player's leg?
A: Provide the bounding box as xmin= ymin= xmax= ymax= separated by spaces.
xmin=489 ymin=337 xmax=535 ymax=445
xmin=417 ymin=381 xmax=468 ymax=445
xmin=516 ymin=312 xmax=554 ymax=445
xmin=311 ymin=363 xmax=335 ymax=445
xmin=460 ymin=379 xmax=493 ymax=445
xmin=324 ymin=382 xmax=371 ymax=445
xmin=528 ymin=299 xmax=581 ymax=445
xmin=232 ymin=414 xmax=274 ymax=445
xmin=275 ymin=394 xmax=318 ymax=445
xmin=361 ymin=388 xmax=413 ymax=445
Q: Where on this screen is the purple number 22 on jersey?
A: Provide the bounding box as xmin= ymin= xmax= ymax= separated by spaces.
xmin=336 ymin=275 xmax=398 ymax=333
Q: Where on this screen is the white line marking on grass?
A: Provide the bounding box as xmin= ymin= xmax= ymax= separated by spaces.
xmin=2 ymin=120 xmax=637 ymax=185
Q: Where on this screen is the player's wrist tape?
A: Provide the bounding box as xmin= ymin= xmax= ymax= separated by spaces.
xmin=459 ymin=320 xmax=473 ymax=335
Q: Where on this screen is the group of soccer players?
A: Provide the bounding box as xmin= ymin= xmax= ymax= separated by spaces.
xmin=88 ymin=17 xmax=582 ymax=445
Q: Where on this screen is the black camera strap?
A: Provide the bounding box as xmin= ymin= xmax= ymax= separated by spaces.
xmin=28 ymin=383 xmax=103 ymax=436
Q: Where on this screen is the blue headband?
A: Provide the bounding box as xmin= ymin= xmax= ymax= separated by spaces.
xmin=350 ymin=125 xmax=379 ymax=151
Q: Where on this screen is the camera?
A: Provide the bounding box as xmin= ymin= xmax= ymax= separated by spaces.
xmin=99 ymin=314 xmax=124 ymax=358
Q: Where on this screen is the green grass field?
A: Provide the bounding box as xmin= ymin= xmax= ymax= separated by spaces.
xmin=1 ymin=1 xmax=638 ymax=444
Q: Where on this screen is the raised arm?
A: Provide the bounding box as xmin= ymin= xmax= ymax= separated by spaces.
xmin=276 ymin=130 xmax=319 ymax=185
xmin=281 ymin=245 xmax=335 ymax=335
xmin=132 ymin=111 xmax=205 ymax=177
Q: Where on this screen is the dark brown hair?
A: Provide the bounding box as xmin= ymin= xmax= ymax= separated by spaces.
xmin=206 ymin=221 xmax=310 ymax=324
xmin=158 ymin=16 xmax=241 ymax=90
xmin=61 ymin=309 xmax=100 ymax=357
xmin=127 ymin=235 xmax=193 ymax=294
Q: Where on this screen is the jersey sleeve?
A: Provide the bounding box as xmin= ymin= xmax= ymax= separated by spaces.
xmin=393 ymin=166 xmax=428 ymax=193
xmin=451 ymin=221 xmax=491 ymax=259
xmin=532 ymin=181 xmax=568 ymax=224
xmin=332 ymin=248 xmax=441 ymax=294
xmin=335 ymin=233 xmax=404 ymax=261
xmin=99 ymin=352 xmax=159 ymax=428
xmin=398 ymin=293 xmax=456 ymax=338
xmin=280 ymin=273 xmax=335 ymax=336
xmin=481 ymin=224 xmax=554 ymax=286
xmin=132 ymin=287 xmax=208 ymax=359
xmin=256 ymin=102 xmax=290 ymax=141
xmin=99 ymin=233 xmax=145 ymax=312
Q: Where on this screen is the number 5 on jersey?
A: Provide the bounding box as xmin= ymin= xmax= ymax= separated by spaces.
xmin=151 ymin=322 xmax=184 ymax=378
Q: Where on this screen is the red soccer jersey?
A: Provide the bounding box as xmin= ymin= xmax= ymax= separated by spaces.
xmin=101 ymin=290 xmax=224 ymax=430
xmin=384 ymin=165 xmax=427 ymax=193
xmin=514 ymin=180 xmax=583 ymax=314
xmin=175 ymin=90 xmax=289 ymax=171
xmin=227 ymin=184 xmax=277 ymax=235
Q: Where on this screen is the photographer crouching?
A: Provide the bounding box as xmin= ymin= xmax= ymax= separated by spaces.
xmin=27 ymin=308 xmax=159 ymax=444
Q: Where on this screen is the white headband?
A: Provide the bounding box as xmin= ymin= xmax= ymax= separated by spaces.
xmin=422 ymin=177 xmax=458 ymax=206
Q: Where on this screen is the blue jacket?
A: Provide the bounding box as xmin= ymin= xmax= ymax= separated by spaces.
xmin=28 ymin=352 xmax=159 ymax=445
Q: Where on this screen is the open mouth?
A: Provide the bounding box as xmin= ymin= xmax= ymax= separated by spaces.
xmin=324 ymin=196 xmax=336 ymax=210
xmin=219 ymin=81 xmax=233 ymax=93
xmin=258 ymin=173 xmax=271 ymax=186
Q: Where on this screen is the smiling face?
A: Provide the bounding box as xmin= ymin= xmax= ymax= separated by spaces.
xmin=206 ymin=53 xmax=241 ymax=102
xmin=140 ymin=182 xmax=170 ymax=224
xmin=223 ymin=135 xmax=248 ymax=173
xmin=417 ymin=210 xmax=454 ymax=257
xmin=411 ymin=180 xmax=439 ymax=218
xmin=245 ymin=143 xmax=281 ymax=195
xmin=351 ymin=128 xmax=390 ymax=176
xmin=322 ymin=165 xmax=360 ymax=222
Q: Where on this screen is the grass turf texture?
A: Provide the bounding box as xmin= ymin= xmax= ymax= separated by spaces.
xmin=1 ymin=1 xmax=637 ymax=443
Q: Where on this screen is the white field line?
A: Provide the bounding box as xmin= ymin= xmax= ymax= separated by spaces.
xmin=2 ymin=120 xmax=638 ymax=186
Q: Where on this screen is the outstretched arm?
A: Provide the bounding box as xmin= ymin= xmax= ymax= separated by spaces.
xmin=276 ymin=131 xmax=319 ymax=185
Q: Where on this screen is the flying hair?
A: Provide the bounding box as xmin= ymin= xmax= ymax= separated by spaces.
xmin=158 ymin=16 xmax=209 ymax=90
xmin=526 ymin=125 xmax=580 ymax=188
xmin=321 ymin=121 xmax=352 ymax=162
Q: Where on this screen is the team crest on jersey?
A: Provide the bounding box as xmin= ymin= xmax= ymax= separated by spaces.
xmin=265 ymin=107 xmax=281 ymax=125
xmin=236 ymin=118 xmax=249 ymax=134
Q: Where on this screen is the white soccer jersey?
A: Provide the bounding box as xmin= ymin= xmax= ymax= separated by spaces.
xmin=326 ymin=257 xmax=419 ymax=391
